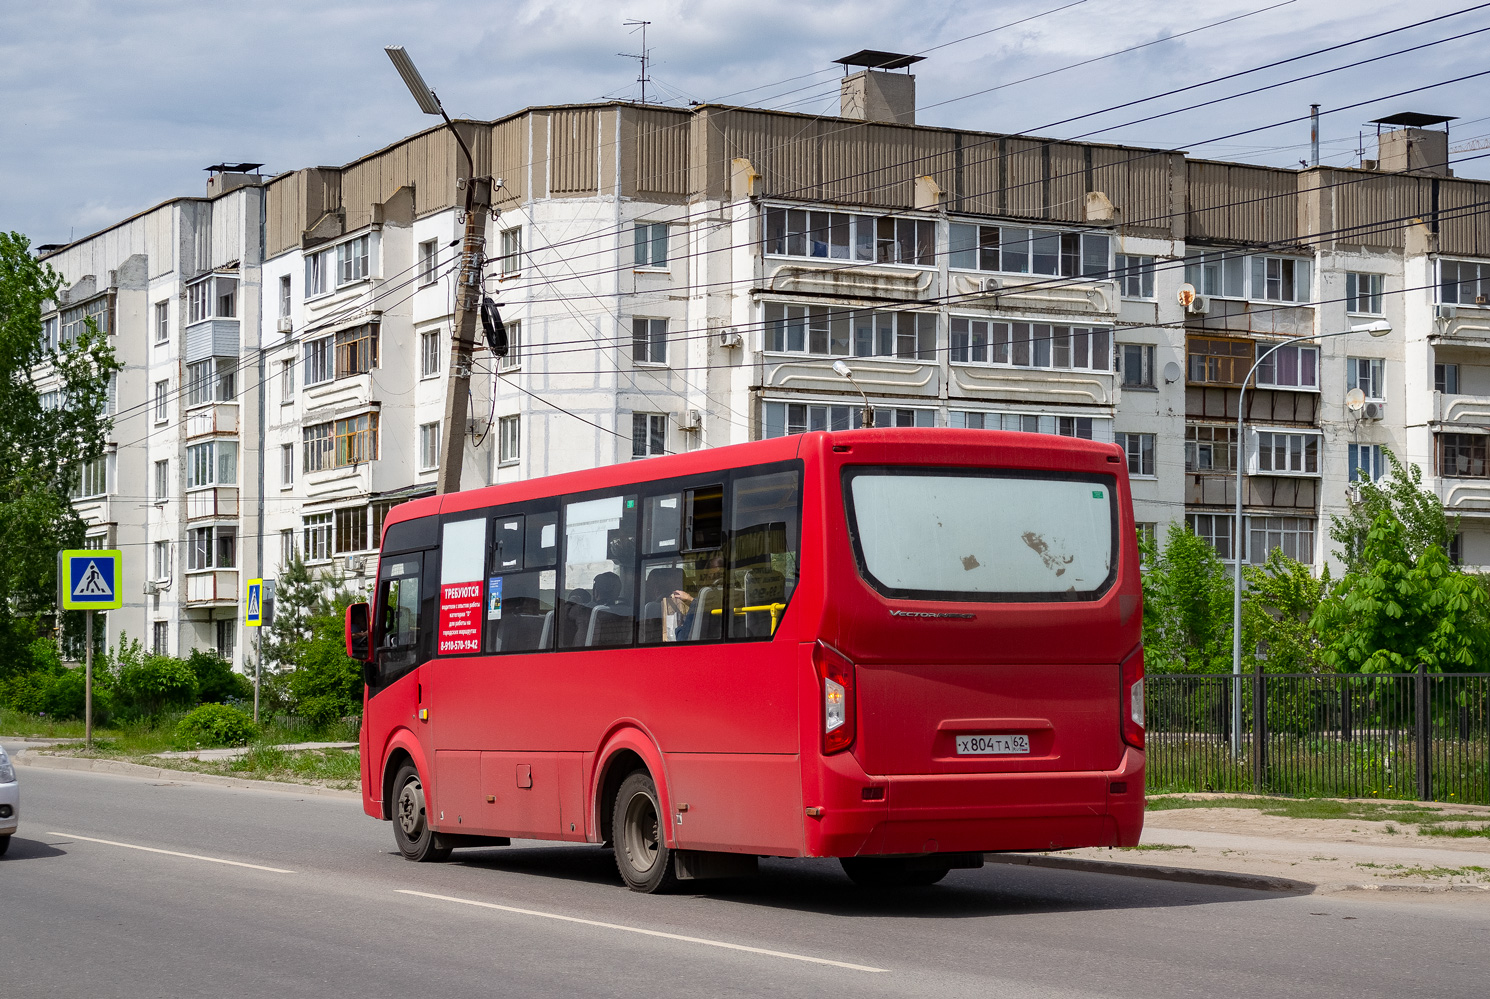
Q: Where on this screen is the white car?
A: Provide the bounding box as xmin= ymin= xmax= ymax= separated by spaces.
xmin=0 ymin=743 xmax=17 ymax=855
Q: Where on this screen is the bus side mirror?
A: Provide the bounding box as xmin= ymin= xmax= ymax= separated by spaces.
xmin=345 ymin=602 xmax=372 ymax=662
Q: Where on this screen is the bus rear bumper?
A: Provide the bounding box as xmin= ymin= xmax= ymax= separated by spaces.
xmin=809 ymin=747 xmax=1145 ymax=857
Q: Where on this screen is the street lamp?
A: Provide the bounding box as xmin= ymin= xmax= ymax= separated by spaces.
xmin=384 ymin=46 xmax=475 ymax=211
xmin=833 ymin=360 xmax=875 ymax=428
xmin=1228 ymin=319 xmax=1391 ymax=756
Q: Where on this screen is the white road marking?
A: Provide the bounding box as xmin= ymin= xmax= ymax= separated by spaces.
xmin=396 ymin=889 xmax=889 ymax=973
xmin=47 ymin=831 xmax=295 ymax=874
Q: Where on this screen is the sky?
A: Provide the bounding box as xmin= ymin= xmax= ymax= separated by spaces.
xmin=4 ymin=0 xmax=1489 ymax=246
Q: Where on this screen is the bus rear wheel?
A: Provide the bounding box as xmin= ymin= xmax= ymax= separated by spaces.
xmin=612 ymin=771 xmax=679 ymax=893
xmin=392 ymin=763 xmax=452 ymax=862
xmin=840 ymin=857 xmax=951 ymax=889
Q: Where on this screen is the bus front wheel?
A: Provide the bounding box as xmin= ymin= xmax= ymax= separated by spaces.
xmin=612 ymin=771 xmax=680 ymax=893
xmin=392 ymin=762 xmax=452 ymax=863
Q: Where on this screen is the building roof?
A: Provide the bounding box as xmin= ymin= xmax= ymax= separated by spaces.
xmin=1370 ymin=112 xmax=1456 ymax=129
xmin=833 ymin=49 xmax=924 ymax=71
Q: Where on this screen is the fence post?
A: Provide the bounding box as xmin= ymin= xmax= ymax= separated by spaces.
xmin=1252 ymin=666 xmax=1267 ymax=793
xmin=1415 ymin=668 xmax=1432 ymax=802
xmin=1340 ymin=674 xmax=1352 ymax=743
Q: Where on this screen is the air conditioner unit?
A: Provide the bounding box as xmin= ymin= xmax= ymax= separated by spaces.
xmin=276 ymin=316 xmax=293 ymax=333
xmin=1436 ymin=304 xmax=1458 ymax=321
xmin=1186 ymin=294 xmax=1210 ymax=315
xmin=1362 ymin=400 xmax=1386 ymax=421
xmin=344 ymin=554 xmax=366 ymax=575
xmin=719 ymin=328 xmax=743 ymax=349
xmin=143 ymin=581 xmax=159 ymax=596
xmin=982 ymin=276 xmax=1003 ymax=293
xmin=678 ymin=409 xmax=702 ymax=431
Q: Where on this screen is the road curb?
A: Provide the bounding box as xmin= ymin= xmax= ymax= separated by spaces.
xmin=1319 ymin=882 xmax=1490 ymax=894
xmin=12 ymin=751 xmax=360 ymax=799
xmin=985 ymin=853 xmax=1314 ymax=893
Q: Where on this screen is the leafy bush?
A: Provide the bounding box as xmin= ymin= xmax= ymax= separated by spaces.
xmin=116 ymin=652 xmax=198 ymax=719
xmin=186 ymin=649 xmax=251 ymax=703
xmin=287 ymin=613 xmax=362 ymax=729
xmin=173 ymin=703 xmax=258 ymax=750
xmin=39 ymin=666 xmax=111 ymax=722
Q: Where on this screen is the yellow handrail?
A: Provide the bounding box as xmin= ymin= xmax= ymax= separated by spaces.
xmin=710 ymin=602 xmax=787 ymax=633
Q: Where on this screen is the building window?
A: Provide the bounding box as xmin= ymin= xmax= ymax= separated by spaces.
xmin=1185 ymin=424 xmax=1237 ymax=472
xmin=1348 ymin=443 xmax=1385 ymax=483
xmin=1449 ymin=532 xmax=1463 ymax=566
xmin=418 ymin=239 xmax=438 ymax=286
xmin=1187 ymin=336 xmax=1253 ymax=386
xmin=632 ymin=412 xmax=667 ymax=457
xmin=1187 ymin=513 xmax=1234 ymax=561
xmin=1440 ymin=433 xmax=1488 ymax=477
xmin=949 ymin=221 xmax=1109 ymax=277
xmin=74 ymin=455 xmax=109 ymax=499
xmin=216 ymin=620 xmax=235 ymax=661
xmin=280 ymin=528 xmax=295 ymax=564
xmin=498 ymin=415 xmax=520 ymax=465
xmin=1115 ymin=254 xmax=1156 ymax=298
xmin=303 ymin=513 xmax=333 ymax=561
xmin=1135 ymin=522 xmax=1158 ymax=547
xmin=306 ymin=250 xmax=329 ymax=298
xmin=1347 ymin=357 xmax=1384 ymax=400
xmin=334 ymin=413 xmax=378 ymax=466
xmin=280 ymin=359 xmax=294 ymax=400
xmin=187 ymin=277 xmax=236 ymax=322
xmin=1185 ymin=251 xmax=1311 ymax=303
xmin=303 ymin=336 xmax=333 ymax=385
xmin=1255 ymin=343 xmax=1319 ymax=390
xmin=185 ymin=358 xmax=236 ymax=405
xmin=1436 ymin=363 xmax=1460 ymax=394
xmin=946 ymin=317 xmax=1107 ymax=371
xmin=154 ymin=380 xmax=168 ymax=422
xmin=303 ymin=422 xmax=334 ymax=473
xmin=154 ymin=460 xmax=168 ymax=503
xmin=153 ymin=541 xmax=171 ymax=581
xmin=337 ymin=235 xmax=370 ymax=286
xmin=1118 ymin=432 xmax=1156 ymax=476
xmin=499 ymin=227 xmax=522 ymax=276
xmin=498 ymin=320 xmax=522 ymax=371
xmin=1248 ymin=516 xmax=1314 ymax=564
xmin=420 ymin=330 xmax=441 ymax=378
xmin=186 ymin=441 xmax=237 ymax=489
xmin=42 ymin=315 xmax=59 ymax=352
xmin=419 ymin=422 xmax=440 ymax=471
xmin=1439 ymin=259 xmax=1490 ymax=305
xmin=1120 ymin=344 xmax=1155 ymax=388
xmin=152 ymin=621 xmax=168 ymax=655
xmin=155 ymin=301 xmax=170 ymax=343
xmin=334 ymin=506 xmax=368 ymax=554
xmin=1254 ymin=431 xmax=1320 ymax=475
xmin=634 ymin=222 xmax=668 ymax=268
xmin=187 ymin=526 xmax=235 ymax=570
xmin=769 ymin=304 xmax=939 ymax=361
xmin=1345 ymin=272 xmax=1383 ymax=314
xmin=632 ymin=318 xmax=667 ymax=365
xmin=334 ymin=324 xmax=378 ymax=377
xmin=768 ymin=207 xmax=938 ymax=266
xmin=59 ymin=296 xmax=108 ymax=344
xmin=278 ymin=275 xmax=292 ymax=318
xmin=281 ymin=443 xmax=294 ymax=488
xmin=187 ymin=281 xmax=211 ymax=324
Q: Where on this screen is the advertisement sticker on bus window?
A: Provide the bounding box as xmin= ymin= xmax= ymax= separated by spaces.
xmin=487 ymin=576 xmax=504 ymax=620
xmin=439 ymin=519 xmax=485 ymax=654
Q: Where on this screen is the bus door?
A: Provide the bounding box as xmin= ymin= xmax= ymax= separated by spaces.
xmin=367 ymin=549 xmax=431 ymax=793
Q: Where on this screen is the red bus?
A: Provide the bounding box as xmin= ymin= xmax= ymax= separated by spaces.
xmin=346 ymin=428 xmax=1145 ymax=892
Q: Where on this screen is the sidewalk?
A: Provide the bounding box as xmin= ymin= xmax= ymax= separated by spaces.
xmin=996 ymin=796 xmax=1490 ymax=895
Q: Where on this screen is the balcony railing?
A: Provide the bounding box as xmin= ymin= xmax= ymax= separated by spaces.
xmin=1433 ymin=391 xmax=1490 ymax=427
xmin=185 ymin=403 xmax=240 ymax=439
xmin=184 ymin=569 xmax=238 ymax=605
xmin=186 ymin=487 xmax=239 ymax=521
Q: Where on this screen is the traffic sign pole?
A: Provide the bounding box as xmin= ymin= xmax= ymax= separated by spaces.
xmin=85 ymin=611 xmax=93 ymax=751
xmin=59 ymin=549 xmax=121 ymax=752
xmin=245 ymin=578 xmax=263 ymax=724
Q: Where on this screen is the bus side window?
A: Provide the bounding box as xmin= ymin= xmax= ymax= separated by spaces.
xmin=374 ymin=553 xmax=423 ymax=686
xmin=640 ymin=484 xmax=725 ymax=644
xmin=728 ymin=470 xmax=801 ymax=639
xmin=485 ymin=510 xmax=557 ymax=654
xmin=561 ymin=493 xmax=637 ymax=649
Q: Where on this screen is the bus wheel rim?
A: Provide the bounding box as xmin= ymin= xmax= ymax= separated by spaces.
xmin=398 ymin=779 xmax=426 ymax=838
xmin=623 ymin=790 xmax=660 ymax=875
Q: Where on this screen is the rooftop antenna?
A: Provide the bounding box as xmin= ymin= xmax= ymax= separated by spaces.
xmin=620 ymin=19 xmax=652 ymax=105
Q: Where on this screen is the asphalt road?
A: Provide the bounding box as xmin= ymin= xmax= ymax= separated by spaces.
xmin=2 ymin=767 xmax=1486 ymax=999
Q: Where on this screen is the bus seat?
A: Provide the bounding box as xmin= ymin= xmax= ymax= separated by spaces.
xmin=586 ymin=605 xmax=633 ymax=647
xmin=538 ymin=610 xmax=554 ymax=649
xmin=639 ymin=600 xmax=663 ymax=643
xmin=689 ymin=586 xmax=722 ymax=641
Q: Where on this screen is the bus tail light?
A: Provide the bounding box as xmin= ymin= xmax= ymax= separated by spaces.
xmin=815 ymin=642 xmax=856 ymax=754
xmin=1121 ymin=649 xmax=1145 ymax=749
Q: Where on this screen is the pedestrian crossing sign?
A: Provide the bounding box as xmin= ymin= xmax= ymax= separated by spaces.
xmin=245 ymin=578 xmax=263 ymax=627
xmin=60 ymin=549 xmax=123 ymax=610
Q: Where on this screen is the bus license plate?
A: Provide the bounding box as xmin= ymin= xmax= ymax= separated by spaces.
xmin=956 ymin=734 xmax=1030 ymax=755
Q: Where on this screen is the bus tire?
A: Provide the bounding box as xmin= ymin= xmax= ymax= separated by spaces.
xmin=840 ymin=857 xmax=949 ymax=889
xmin=612 ymin=770 xmax=679 ymax=894
xmin=391 ymin=762 xmax=452 ymax=863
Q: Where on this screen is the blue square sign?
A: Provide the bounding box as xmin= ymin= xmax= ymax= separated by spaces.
xmin=61 ymin=549 xmax=123 ymax=610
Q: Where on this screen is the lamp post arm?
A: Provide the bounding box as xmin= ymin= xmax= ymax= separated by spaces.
xmin=429 ymin=90 xmax=477 ymax=215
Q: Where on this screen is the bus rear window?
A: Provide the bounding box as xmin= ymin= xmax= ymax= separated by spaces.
xmin=844 ymin=469 xmax=1116 ymax=602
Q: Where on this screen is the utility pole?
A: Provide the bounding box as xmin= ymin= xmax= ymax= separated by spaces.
xmin=385 ymin=45 xmax=492 ymax=495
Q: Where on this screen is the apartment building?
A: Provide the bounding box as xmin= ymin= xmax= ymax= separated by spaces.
xmin=38 ymin=60 xmax=1490 ymax=665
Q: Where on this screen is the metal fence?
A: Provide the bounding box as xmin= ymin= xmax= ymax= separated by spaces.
xmin=1146 ymin=673 xmax=1490 ymax=803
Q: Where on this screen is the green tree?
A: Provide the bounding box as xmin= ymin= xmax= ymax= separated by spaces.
xmin=262 ymin=549 xmax=323 ymax=670
xmin=0 ymin=231 xmax=120 ymax=669
xmin=1241 ymin=550 xmax=1328 ymax=673
xmin=1312 ymin=512 xmax=1490 ymax=673
xmin=1330 ymin=450 xmax=1455 ymax=574
xmin=287 ymin=599 xmax=363 ymax=728
xmin=1141 ymin=524 xmax=1237 ymax=673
